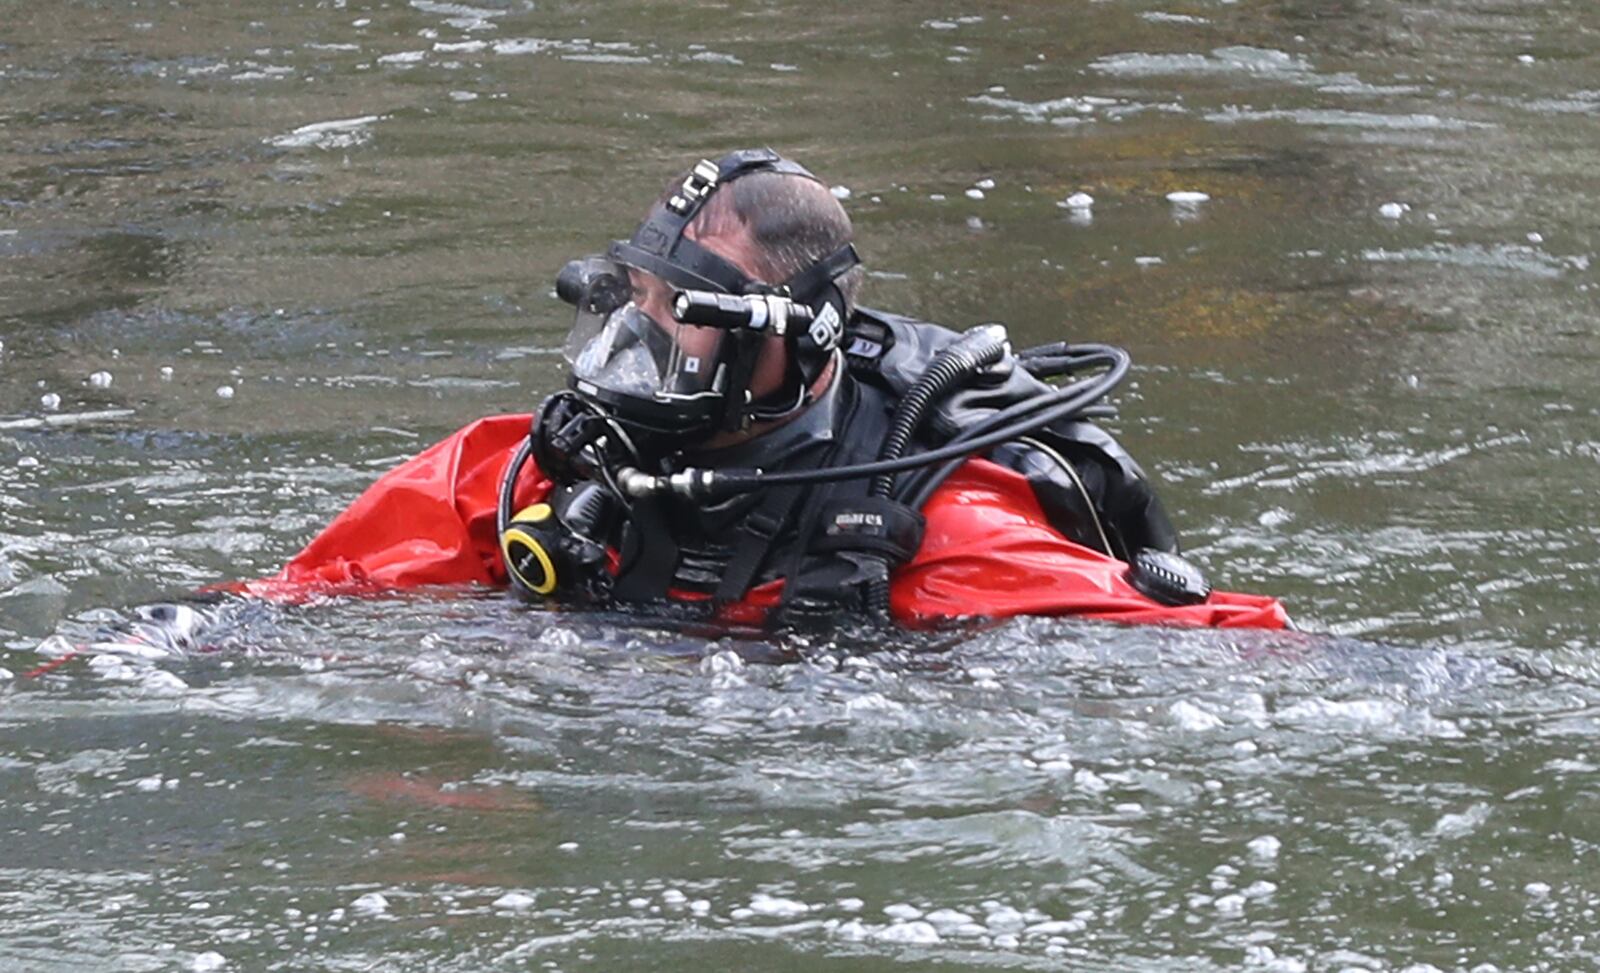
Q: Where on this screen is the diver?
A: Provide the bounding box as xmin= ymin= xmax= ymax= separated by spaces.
xmin=252 ymin=149 xmax=1288 ymax=630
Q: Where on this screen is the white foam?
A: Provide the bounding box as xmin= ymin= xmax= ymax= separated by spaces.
xmin=1167 ymin=191 xmax=1211 ymax=204
xmin=139 ymin=670 xmax=189 ymax=695
xmin=834 ymin=919 xmax=870 ymax=940
xmin=876 ymin=921 xmax=940 ymax=944
xmin=686 ymin=51 xmax=742 ymax=65
xmin=923 ymin=908 xmax=973 ymax=928
xmin=837 ymin=897 xmax=864 ymax=912
xmin=748 ymin=892 xmax=808 ymax=917
xmin=964 ymin=188 xmax=985 ymax=200
xmin=830 ymin=185 xmax=852 ymax=200
xmin=267 ymin=115 xmax=381 ymax=150
xmin=1244 ymin=880 xmax=1277 ymax=899
xmin=1208 ymin=107 xmax=1485 ymax=131
xmin=232 ymin=66 xmax=294 ymax=81
xmin=492 ymin=891 xmax=536 ymax=910
xmin=1430 ymin=803 xmax=1490 ymax=839
xmin=1247 ymin=835 xmax=1281 ymax=860
xmin=1061 ymin=192 xmax=1095 ymax=209
xmin=190 ymin=952 xmax=226 ymax=972
xmin=883 ymin=903 xmax=923 ymax=920
xmin=1170 ymin=700 xmax=1224 ymax=731
xmin=968 ymin=94 xmax=1102 ymax=124
xmin=985 ymin=905 xmax=1026 ymax=931
xmin=1095 ymin=47 xmax=1309 ymax=81
xmin=40 ymin=393 xmax=60 ymax=411
xmin=89 ymin=371 xmax=113 ymax=388
xmin=351 ymin=892 xmax=389 ymax=916
xmin=1379 ymin=201 xmax=1408 ymax=219
xmin=1074 ymin=769 xmax=1109 ymax=793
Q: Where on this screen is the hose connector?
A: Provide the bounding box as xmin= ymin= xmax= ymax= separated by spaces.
xmin=616 ymin=467 xmax=761 ymax=501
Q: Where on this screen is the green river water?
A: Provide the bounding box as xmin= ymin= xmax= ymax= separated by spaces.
xmin=2 ymin=1 xmax=1599 ymax=970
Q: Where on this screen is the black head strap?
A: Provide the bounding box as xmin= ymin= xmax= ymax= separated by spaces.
xmin=609 ymin=148 xmax=823 ymax=296
xmin=783 ymin=243 xmax=860 ymax=305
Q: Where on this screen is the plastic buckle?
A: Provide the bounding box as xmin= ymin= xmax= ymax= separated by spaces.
xmin=745 ymin=506 xmax=785 ymax=541
xmin=667 ymin=159 xmax=721 ymax=215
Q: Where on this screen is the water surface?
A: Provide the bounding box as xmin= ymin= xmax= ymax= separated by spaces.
xmin=3 ymin=1 xmax=1598 ymax=969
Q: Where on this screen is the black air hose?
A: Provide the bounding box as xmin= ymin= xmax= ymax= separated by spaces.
xmin=863 ymin=324 xmax=1008 ymax=618
xmin=870 ymin=324 xmax=1009 ymax=498
xmin=497 ymin=436 xmax=538 ymax=538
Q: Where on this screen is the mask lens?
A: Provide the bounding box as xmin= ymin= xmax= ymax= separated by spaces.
xmin=565 ymin=268 xmax=725 ymax=401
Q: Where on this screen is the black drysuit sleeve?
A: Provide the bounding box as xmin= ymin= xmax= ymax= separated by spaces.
xmin=988 ymin=426 xmax=1180 ymax=561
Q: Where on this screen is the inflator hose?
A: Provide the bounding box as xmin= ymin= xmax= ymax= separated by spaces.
xmin=896 ymin=344 xmax=1130 ymax=511
xmin=863 ymin=325 xmax=1008 ymax=616
xmin=870 ymin=324 xmax=1009 ymax=499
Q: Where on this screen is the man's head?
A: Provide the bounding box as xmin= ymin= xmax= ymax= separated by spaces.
xmin=673 ymin=167 xmax=861 ymax=408
xmin=682 ymin=168 xmax=861 ymax=310
xmin=559 ymin=149 xmax=862 ymax=444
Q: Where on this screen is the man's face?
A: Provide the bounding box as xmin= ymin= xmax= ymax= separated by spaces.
xmin=679 ymin=220 xmax=788 ymax=401
xmin=626 ymin=267 xmax=722 ymax=366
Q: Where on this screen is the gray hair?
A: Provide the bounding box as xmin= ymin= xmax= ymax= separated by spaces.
xmin=675 ymin=167 xmax=863 ymax=310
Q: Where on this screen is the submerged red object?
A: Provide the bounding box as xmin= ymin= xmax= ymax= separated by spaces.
xmin=244 ymin=414 xmax=1289 ymax=630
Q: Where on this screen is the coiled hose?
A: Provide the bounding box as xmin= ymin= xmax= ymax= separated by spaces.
xmin=869 ymin=324 xmax=1010 ymax=499
xmin=865 ymin=324 xmax=1010 ymax=616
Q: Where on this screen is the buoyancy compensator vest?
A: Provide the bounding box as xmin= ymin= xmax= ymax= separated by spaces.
xmin=502 ymin=305 xmax=1189 ymax=621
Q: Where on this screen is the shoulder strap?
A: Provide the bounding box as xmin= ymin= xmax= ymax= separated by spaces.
xmin=611 ymin=496 xmax=681 ymax=601
xmin=715 ymin=479 xmax=810 ymax=603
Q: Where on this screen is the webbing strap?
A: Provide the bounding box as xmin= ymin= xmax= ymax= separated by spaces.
xmin=714 ymin=481 xmax=807 ymax=603
xmin=612 ymin=495 xmax=680 ymax=601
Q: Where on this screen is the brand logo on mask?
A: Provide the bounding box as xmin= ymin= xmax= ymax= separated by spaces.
xmin=808 ymin=303 xmax=842 ymax=350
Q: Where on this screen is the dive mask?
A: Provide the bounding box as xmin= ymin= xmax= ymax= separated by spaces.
xmin=558 ymin=256 xmax=733 ymax=435
xmin=554 ymin=148 xmax=861 ymax=440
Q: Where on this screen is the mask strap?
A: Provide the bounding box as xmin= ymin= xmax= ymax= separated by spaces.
xmin=613 ymin=148 xmax=824 ymax=293
xmin=782 ymin=243 xmax=860 ymax=306
xmin=715 ymin=328 xmax=768 ymax=433
xmin=609 ymin=237 xmax=757 ymax=295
